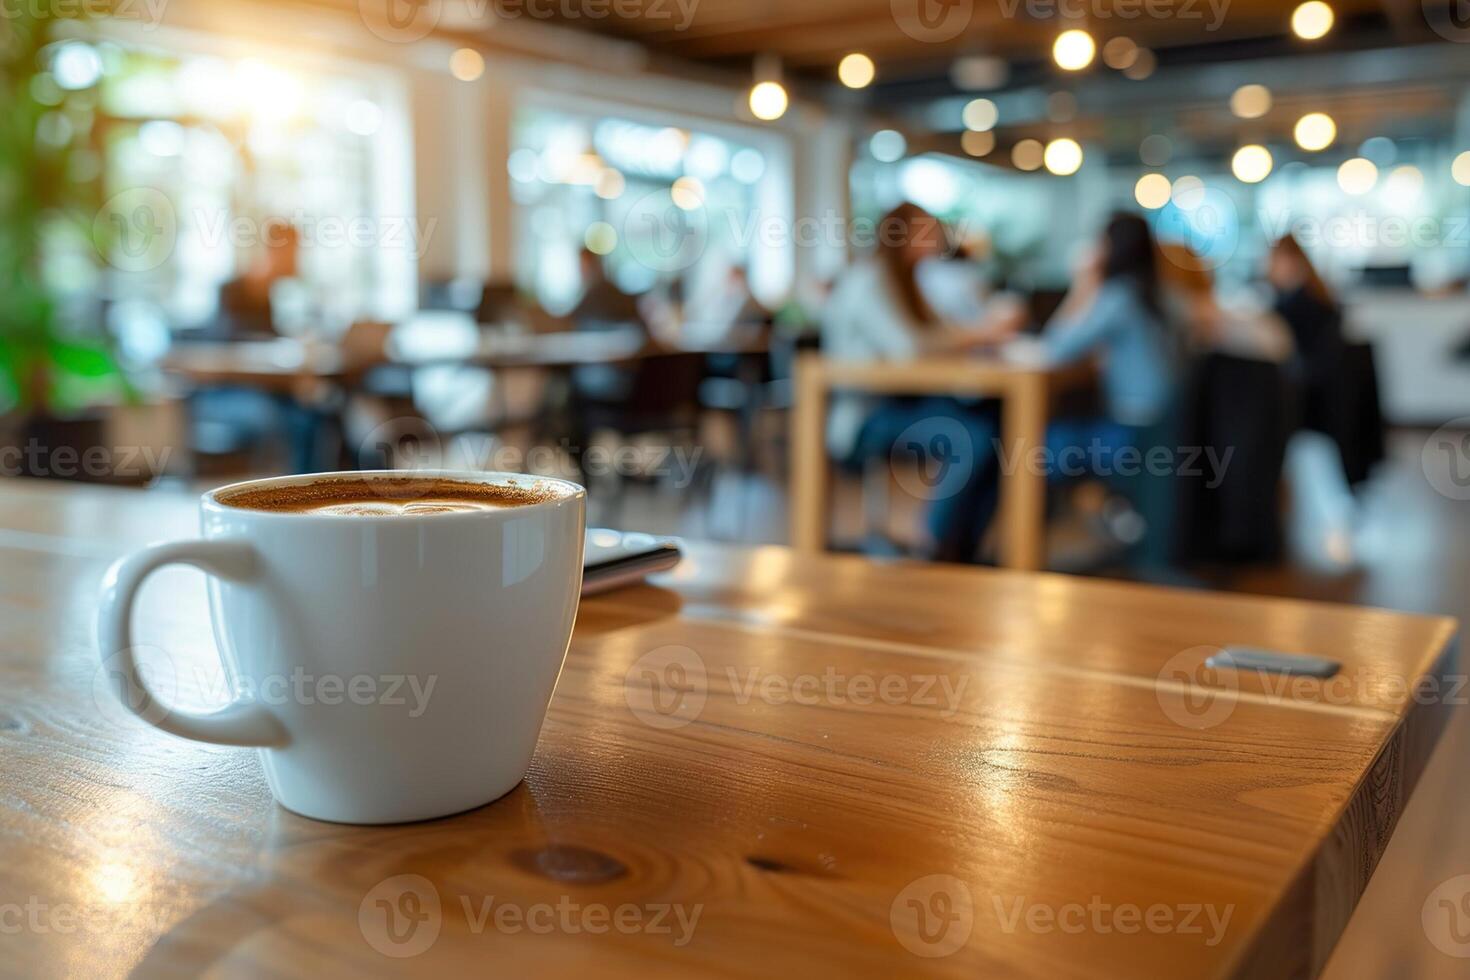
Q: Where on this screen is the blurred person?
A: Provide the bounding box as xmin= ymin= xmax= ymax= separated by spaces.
xmin=956 ymin=213 xmax=1185 ymax=563
xmin=916 ymin=239 xmax=993 ymax=324
xmin=1157 ymin=242 xmax=1293 ymax=363
xmin=680 ymin=264 xmax=769 ymax=349
xmin=1001 ymin=213 xmax=1179 ymax=420
xmin=571 ymin=248 xmax=648 ymax=403
xmin=1265 ymin=235 xmax=1362 ymax=568
xmin=571 ymin=248 xmax=645 ymax=334
xmin=193 ymin=219 xmax=328 ymax=473
xmin=214 ymin=220 xmax=302 ymax=338
xmin=822 ymin=202 xmax=1018 ymax=563
xmin=1268 ymin=234 xmax=1345 ymax=416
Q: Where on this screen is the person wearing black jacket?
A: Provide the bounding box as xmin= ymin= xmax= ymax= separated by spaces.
xmin=1268 ymin=234 xmax=1346 ymax=437
xmin=1267 ymin=234 xmax=1385 ymax=486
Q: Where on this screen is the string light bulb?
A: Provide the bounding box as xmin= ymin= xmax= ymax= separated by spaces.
xmin=748 ymin=80 xmax=788 ymax=121
xmin=1053 ymin=30 xmax=1096 ymax=71
xmin=1043 ymin=138 xmax=1083 ymax=175
xmin=838 ymin=53 xmax=875 ymax=89
xmin=1291 ymin=2 xmax=1334 ymax=40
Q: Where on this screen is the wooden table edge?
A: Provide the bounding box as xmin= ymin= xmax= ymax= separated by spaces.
xmin=1228 ymin=627 xmax=1462 ymax=978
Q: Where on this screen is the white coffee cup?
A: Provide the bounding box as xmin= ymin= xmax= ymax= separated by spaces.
xmin=96 ymin=471 xmax=586 ymax=824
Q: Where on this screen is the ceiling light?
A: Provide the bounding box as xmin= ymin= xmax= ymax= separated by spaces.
xmin=950 ymin=56 xmax=1008 ymax=91
xmin=1336 ymin=157 xmax=1377 ymax=195
xmin=449 ymin=48 xmax=484 ymax=82
xmin=1053 ymin=30 xmax=1096 ymax=71
xmin=1230 ymin=84 xmax=1272 ymax=120
xmin=1291 ymin=2 xmax=1334 ymax=40
xmin=962 ymin=98 xmax=998 ymax=131
xmin=670 ymin=176 xmax=705 ymax=210
xmin=961 ymin=130 xmax=994 ymax=156
xmin=1454 ymin=151 xmax=1470 ymax=188
xmin=1043 ymin=138 xmax=1083 ymax=175
xmin=1293 ymin=112 xmax=1336 ymax=151
xmin=1171 ymin=175 xmax=1205 ymax=209
xmin=584 ymin=222 xmax=617 ymax=255
xmin=838 ymin=53 xmax=875 ymax=89
xmin=1134 ymin=173 xmax=1171 ymax=209
xmin=595 ymin=168 xmax=625 ymax=200
xmin=1101 ymin=37 xmax=1137 ymax=70
xmin=1012 ymin=139 xmax=1044 ymax=171
xmin=748 ymin=81 xmax=788 ymax=121
xmin=1231 ymin=144 xmax=1273 ymax=183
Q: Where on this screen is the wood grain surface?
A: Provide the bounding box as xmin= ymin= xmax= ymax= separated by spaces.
xmin=0 ymin=478 xmax=1457 ymax=978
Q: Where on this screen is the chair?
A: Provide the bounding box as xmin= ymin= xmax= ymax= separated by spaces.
xmin=568 ymin=351 xmax=708 ymax=528
xmin=1171 ymin=352 xmax=1298 ymax=564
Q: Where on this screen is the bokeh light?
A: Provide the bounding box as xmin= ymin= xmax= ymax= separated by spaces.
xmin=1043 ymin=138 xmax=1083 ymax=175
xmin=1053 ymin=30 xmax=1096 ymax=71
xmin=838 ymin=53 xmax=875 ymax=89
xmin=1293 ymin=112 xmax=1336 ymax=151
xmin=1135 ymin=173 xmax=1172 ymax=209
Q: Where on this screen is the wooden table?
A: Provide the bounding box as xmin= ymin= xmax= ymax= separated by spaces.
xmin=789 ymin=354 xmax=1093 ymax=571
xmin=0 ymin=479 xmax=1458 ymax=978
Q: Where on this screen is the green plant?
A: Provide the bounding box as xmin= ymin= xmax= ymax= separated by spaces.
xmin=0 ymin=7 xmax=124 ymax=419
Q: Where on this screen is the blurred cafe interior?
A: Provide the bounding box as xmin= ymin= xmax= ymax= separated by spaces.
xmin=6 ymin=0 xmax=1470 ymax=976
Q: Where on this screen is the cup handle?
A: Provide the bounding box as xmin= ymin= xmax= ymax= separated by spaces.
xmin=97 ymin=539 xmax=289 ymax=747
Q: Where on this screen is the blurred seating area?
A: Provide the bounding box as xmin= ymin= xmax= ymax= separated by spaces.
xmin=2 ymin=0 xmax=1469 ymax=583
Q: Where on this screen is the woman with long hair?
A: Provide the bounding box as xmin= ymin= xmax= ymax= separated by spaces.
xmin=1268 ymin=234 xmax=1345 ymax=424
xmin=820 ymin=202 xmax=1015 ymax=561
xmin=954 ymin=213 xmax=1184 ymax=564
xmin=1265 ymin=234 xmax=1367 ymax=568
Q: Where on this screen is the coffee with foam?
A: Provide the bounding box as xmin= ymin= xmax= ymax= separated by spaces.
xmin=218 ymin=477 xmax=555 ymax=516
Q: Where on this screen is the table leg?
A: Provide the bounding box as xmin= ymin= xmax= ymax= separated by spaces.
xmin=999 ymin=374 xmax=1047 ymax=571
xmin=790 ymin=357 xmax=828 ymax=552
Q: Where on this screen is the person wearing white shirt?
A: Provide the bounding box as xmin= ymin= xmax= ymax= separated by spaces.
xmin=820 ymin=203 xmax=1016 ymax=562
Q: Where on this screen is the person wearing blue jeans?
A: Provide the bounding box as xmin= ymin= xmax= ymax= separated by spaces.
xmin=940 ymin=212 xmax=1182 ymax=564
xmin=821 ymin=203 xmax=1020 ymax=561
xmin=849 ymin=396 xmax=1001 ymax=563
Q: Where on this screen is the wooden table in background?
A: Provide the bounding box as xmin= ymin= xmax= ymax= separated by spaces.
xmin=789 ymin=354 xmax=1093 ymax=570
xmin=0 ymin=479 xmax=1458 ymax=978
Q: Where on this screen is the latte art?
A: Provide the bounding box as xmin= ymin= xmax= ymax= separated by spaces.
xmin=218 ymin=476 xmax=558 ymax=515
xmin=310 ymin=499 xmax=507 ymax=517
